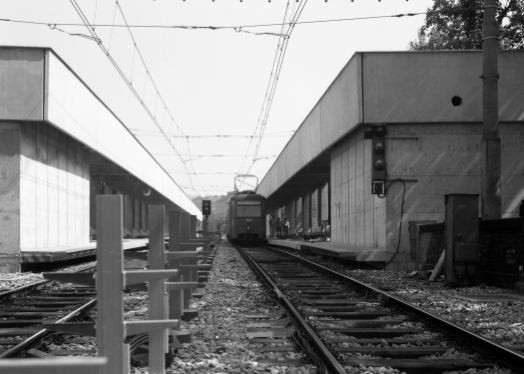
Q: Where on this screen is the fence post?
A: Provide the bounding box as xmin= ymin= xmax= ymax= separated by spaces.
xmin=190 ymin=215 xmax=197 ymax=239
xmin=96 ymin=195 xmax=129 ymax=374
xmin=180 ymin=212 xmax=196 ymax=317
xmin=148 ymin=205 xmax=168 ymax=373
xmin=43 ymin=195 xmax=179 ymax=374
xmin=168 ymin=210 xmax=184 ymax=323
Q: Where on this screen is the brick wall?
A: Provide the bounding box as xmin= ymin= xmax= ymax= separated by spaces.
xmin=417 ymin=223 xmax=445 ymax=271
xmin=479 ymin=218 xmax=524 ymax=289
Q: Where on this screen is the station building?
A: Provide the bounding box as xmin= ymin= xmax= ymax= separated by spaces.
xmin=258 ymin=51 xmax=524 ymax=271
xmin=0 ymin=47 xmax=201 ymax=273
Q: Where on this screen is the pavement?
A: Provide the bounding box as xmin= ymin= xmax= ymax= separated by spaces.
xmin=266 ymin=237 xmax=389 ymax=264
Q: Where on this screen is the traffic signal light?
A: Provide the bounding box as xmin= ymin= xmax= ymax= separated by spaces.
xmin=202 ymin=200 xmax=211 ymax=216
xmin=365 ymin=124 xmax=387 ymax=195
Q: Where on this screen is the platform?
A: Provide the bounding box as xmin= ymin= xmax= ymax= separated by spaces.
xmin=20 ymin=239 xmax=149 ymax=263
xmin=267 ymin=238 xmax=389 ymax=264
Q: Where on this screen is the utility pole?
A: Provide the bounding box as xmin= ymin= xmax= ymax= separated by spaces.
xmin=481 ymin=0 xmax=501 ymax=219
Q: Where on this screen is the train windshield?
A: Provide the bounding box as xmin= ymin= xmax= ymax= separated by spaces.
xmin=236 ymin=202 xmax=261 ymax=217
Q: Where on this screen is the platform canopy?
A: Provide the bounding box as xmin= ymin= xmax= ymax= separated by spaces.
xmin=257 ymin=50 xmax=524 ymax=202
xmin=0 ymin=46 xmax=200 ymax=218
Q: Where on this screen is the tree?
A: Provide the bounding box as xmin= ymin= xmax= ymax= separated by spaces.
xmin=409 ymin=0 xmax=524 ymax=51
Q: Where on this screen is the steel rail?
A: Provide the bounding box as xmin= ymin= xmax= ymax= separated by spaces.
xmin=0 ymin=265 xmax=96 ymax=301
xmin=235 ymin=246 xmax=348 ymax=374
xmin=265 ymin=245 xmax=524 ymax=372
xmin=0 ymin=264 xmax=98 ymax=358
xmin=0 ymin=298 xmax=98 ymax=358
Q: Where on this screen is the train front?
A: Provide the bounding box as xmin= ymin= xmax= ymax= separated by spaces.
xmin=228 ymin=193 xmax=266 ymax=244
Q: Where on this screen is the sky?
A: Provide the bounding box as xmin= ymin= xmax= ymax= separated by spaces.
xmin=1 ymin=0 xmax=434 ymax=197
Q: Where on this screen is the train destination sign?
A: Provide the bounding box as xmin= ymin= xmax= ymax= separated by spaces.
xmin=237 ymin=201 xmax=261 ymax=205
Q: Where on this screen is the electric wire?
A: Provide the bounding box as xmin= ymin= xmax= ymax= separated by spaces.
xmin=237 ymin=0 xmax=292 ymax=175
xmin=239 ymin=0 xmax=309 ymax=177
xmin=3 ymin=4 xmax=479 ymax=196
xmin=130 ymin=130 xmax=295 ymax=138
xmin=68 ymin=0 xmax=199 ymax=195
xmin=380 ymin=178 xmax=406 ymax=270
xmin=114 ymin=1 xmax=200 ymax=193
xmin=247 ymin=0 xmax=309 ymax=175
xmin=1 ymin=7 xmax=480 ymax=31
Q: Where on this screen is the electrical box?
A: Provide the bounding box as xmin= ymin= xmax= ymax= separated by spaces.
xmin=202 ymin=200 xmax=211 ymax=216
xmin=445 ymin=194 xmax=479 ymax=285
xmin=408 ymin=220 xmax=436 ymax=260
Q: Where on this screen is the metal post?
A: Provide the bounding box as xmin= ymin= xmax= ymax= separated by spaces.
xmin=168 ymin=210 xmax=183 ymax=323
xmin=96 ymin=195 xmax=129 ymax=374
xmin=481 ymin=0 xmax=501 ymax=219
xmin=308 ymin=192 xmax=312 ymax=230
xmin=328 ymin=182 xmax=331 ymax=225
xmin=190 ymin=215 xmax=197 ymax=239
xmin=148 ymin=205 xmax=167 ymax=374
xmin=203 ymin=216 xmax=208 ymax=236
xmin=180 ymin=212 xmax=191 ymax=308
xmin=317 ymin=187 xmax=322 ymax=227
xmin=180 ymin=212 xmax=190 ymax=243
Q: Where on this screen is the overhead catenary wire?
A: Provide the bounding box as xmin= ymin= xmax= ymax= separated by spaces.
xmin=242 ymin=0 xmax=309 ymax=176
xmin=251 ymin=0 xmax=308 ymax=162
xmin=238 ymin=0 xmax=309 ymax=176
xmin=114 ymin=0 xmax=200 ymax=193
xmin=3 ymin=8 xmax=481 ymax=31
xmin=237 ymin=0 xmax=293 ymax=175
xmin=154 ymin=154 xmax=278 ymax=157
xmin=5 ymin=3 xmax=479 ymax=196
xmin=68 ymin=0 xmax=200 ymax=195
xmin=129 ymin=129 xmax=295 ymax=138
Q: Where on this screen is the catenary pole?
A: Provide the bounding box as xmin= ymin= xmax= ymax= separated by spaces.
xmin=481 ymin=0 xmax=501 ymax=219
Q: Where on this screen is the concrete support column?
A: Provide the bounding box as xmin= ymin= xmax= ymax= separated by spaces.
xmin=89 ymin=175 xmax=98 ymax=239
xmin=303 ymin=193 xmax=311 ymax=231
xmin=327 ymin=182 xmax=331 ymax=224
xmin=266 ymin=210 xmax=273 ymax=237
xmin=318 ymin=187 xmax=323 ymax=225
xmin=190 ymin=215 xmax=197 ymax=239
xmin=289 ymin=200 xmax=296 ymax=234
xmin=296 ymin=197 xmax=303 ymax=232
xmin=311 ymin=189 xmax=319 ymax=228
xmin=321 ymin=184 xmax=329 ymax=222
xmin=0 ymin=123 xmax=21 ymax=272
xmin=133 ymin=198 xmax=141 ymax=237
xmin=140 ymin=201 xmax=148 ymax=235
xmin=123 ymin=194 xmax=134 ymax=237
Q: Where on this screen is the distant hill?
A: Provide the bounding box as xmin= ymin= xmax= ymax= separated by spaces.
xmin=192 ymin=192 xmax=234 ymax=232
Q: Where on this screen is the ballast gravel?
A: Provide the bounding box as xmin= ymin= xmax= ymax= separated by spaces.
xmin=163 ymin=242 xmax=316 ymax=374
xmin=291 ymin=252 xmax=524 ymax=348
xmin=0 ymin=261 xmax=97 ymax=291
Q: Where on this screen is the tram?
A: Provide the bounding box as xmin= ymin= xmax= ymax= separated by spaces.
xmin=226 ymin=175 xmax=266 ymax=244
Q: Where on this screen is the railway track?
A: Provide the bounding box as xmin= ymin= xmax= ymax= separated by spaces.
xmin=0 ymin=257 xmax=146 ymax=360
xmin=236 ymin=245 xmax=524 ymax=374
